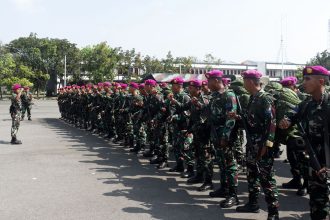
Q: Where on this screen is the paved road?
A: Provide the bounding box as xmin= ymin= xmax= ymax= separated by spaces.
xmin=0 ymin=100 xmax=310 ymax=220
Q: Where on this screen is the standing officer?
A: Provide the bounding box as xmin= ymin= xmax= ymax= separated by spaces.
xmin=235 ymin=70 xmax=279 ymax=220
xmin=206 ymin=70 xmax=239 ymax=207
xmin=280 ymin=66 xmax=330 ymax=220
xmin=21 ymin=86 xmax=33 ymax=121
xmin=10 ymin=84 xmax=23 ymax=144
xmin=167 ymin=77 xmax=191 ymax=173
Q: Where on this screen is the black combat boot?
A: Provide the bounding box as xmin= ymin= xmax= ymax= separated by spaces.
xmin=10 ymin=137 xmax=22 ymax=145
xmin=187 ymin=173 xmax=204 ymax=184
xmin=130 ymin=143 xmax=141 ymax=153
xmin=169 ymin=160 xmax=184 ymax=172
xmin=198 ymin=181 xmax=214 ymax=192
xmin=209 ymin=187 xmax=227 ymax=198
xmin=220 ymin=187 xmax=239 ymax=208
xmin=181 ymin=165 xmax=194 ymax=178
xmin=150 ymin=156 xmax=162 ymax=165
xmin=220 ymin=196 xmax=239 ymax=208
xmin=267 ymin=208 xmax=279 ymax=220
xmin=282 ymin=177 xmax=302 ymax=189
xmin=157 ymin=160 xmax=168 ymax=169
xmin=296 ymin=178 xmax=308 ymax=196
xmin=236 ymin=201 xmax=260 ymax=213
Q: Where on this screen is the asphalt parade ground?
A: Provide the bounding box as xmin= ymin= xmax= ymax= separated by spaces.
xmin=0 ymin=100 xmax=310 ymax=220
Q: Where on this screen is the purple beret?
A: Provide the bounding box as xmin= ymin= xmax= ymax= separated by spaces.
xmin=97 ymin=82 xmax=104 ymax=87
xmin=280 ymin=76 xmax=298 ymax=86
xmin=12 ymin=84 xmax=21 ymax=91
xmin=145 ymin=79 xmax=157 ymax=86
xmin=129 ymin=82 xmax=139 ymax=89
xmin=189 ymin=79 xmax=202 ymax=87
xmin=241 ymin=70 xmax=263 ymax=79
xmin=139 ymin=83 xmax=145 ymax=89
xmin=120 ymin=83 xmax=128 ymax=89
xmin=303 ymin=66 xmax=329 ymax=76
xmin=170 ymin=77 xmax=184 ymax=85
xmin=81 ymin=85 xmax=86 ymax=89
xmin=86 ymin=83 xmax=93 ymax=88
xmin=205 ymin=70 xmax=224 ymax=79
xmin=103 ymin=82 xmax=111 ymax=87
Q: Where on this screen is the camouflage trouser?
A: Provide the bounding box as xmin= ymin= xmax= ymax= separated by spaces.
xmin=11 ymin=112 xmax=21 ymax=138
xmin=246 ymin=147 xmax=279 ymax=212
xmin=21 ymin=103 xmax=31 ymax=119
xmin=181 ymin=134 xmax=194 ymax=166
xmin=309 ymin=172 xmax=329 ymax=220
xmin=234 ymin=129 xmax=245 ymax=166
xmin=215 ymin=144 xmax=238 ymax=196
xmin=172 ymin=130 xmax=186 ymax=164
xmin=287 ymin=136 xmax=309 ymax=182
xmin=134 ymin=121 xmax=146 ymax=147
xmin=154 ymin=122 xmax=169 ymax=160
xmin=195 ymin=138 xmax=213 ymax=181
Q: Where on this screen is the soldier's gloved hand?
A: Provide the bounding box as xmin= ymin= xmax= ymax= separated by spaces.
xmin=279 ymin=118 xmax=291 ymax=129
xmin=317 ymin=167 xmax=330 ymax=179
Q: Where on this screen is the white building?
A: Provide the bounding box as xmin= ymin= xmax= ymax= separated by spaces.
xmin=188 ymin=60 xmax=305 ymax=79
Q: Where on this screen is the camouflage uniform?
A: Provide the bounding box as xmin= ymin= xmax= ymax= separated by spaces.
xmin=288 ymin=92 xmax=330 ymax=220
xmin=21 ymin=91 xmax=32 ymax=120
xmin=10 ymin=93 xmax=22 ymax=141
xmin=184 ymin=94 xmax=211 ymax=182
xmin=208 ymin=90 xmax=239 ymax=198
xmin=168 ymin=90 xmax=191 ymax=171
xmin=238 ymin=90 xmax=279 ymax=215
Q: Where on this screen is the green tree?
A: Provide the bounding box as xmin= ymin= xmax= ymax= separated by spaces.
xmin=80 ymin=42 xmax=118 ymax=83
xmin=307 ymin=50 xmax=330 ymax=70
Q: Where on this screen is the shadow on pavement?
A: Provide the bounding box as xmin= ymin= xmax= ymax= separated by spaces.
xmin=40 ymin=118 xmax=311 ymax=220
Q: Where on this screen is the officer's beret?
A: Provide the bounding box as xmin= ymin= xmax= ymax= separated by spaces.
xmin=189 ymin=79 xmax=202 ymax=87
xmin=12 ymin=84 xmax=21 ymax=90
xmin=241 ymin=70 xmax=263 ymax=79
xmin=129 ymin=82 xmax=139 ymax=89
xmin=280 ymin=76 xmax=298 ymax=86
xmin=103 ymin=82 xmax=111 ymax=87
xmin=120 ymin=83 xmax=128 ymax=90
xmin=139 ymin=83 xmax=145 ymax=89
xmin=205 ymin=70 xmax=223 ymax=79
xmin=145 ymin=79 xmax=157 ymax=86
xmin=303 ymin=66 xmax=329 ymax=76
xmin=170 ymin=77 xmax=184 ymax=85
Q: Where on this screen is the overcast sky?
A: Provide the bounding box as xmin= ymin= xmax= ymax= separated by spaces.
xmin=1 ymin=0 xmax=330 ymax=63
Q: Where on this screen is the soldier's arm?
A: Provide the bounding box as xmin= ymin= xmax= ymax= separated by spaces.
xmin=221 ymin=92 xmax=237 ymax=141
xmin=262 ymin=96 xmax=276 ymax=147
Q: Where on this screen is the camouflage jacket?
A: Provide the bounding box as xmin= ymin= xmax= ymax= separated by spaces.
xmin=207 ymin=90 xmax=237 ymax=143
xmin=245 ymin=90 xmax=276 ymax=148
xmin=289 ymin=92 xmax=330 ymax=165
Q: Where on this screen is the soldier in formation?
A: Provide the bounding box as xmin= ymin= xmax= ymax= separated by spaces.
xmin=58 ymin=66 xmax=330 ymax=220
